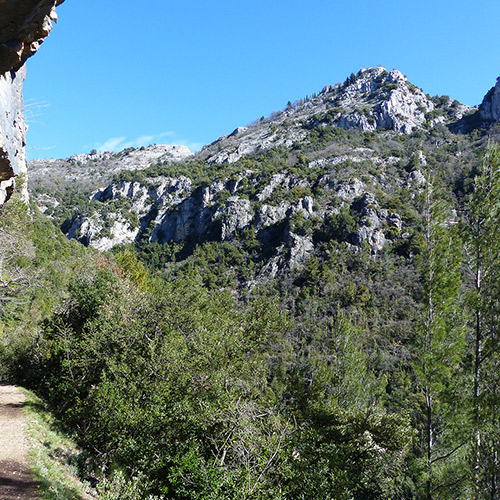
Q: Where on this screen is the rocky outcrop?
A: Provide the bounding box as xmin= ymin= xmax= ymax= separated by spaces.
xmin=217 ymin=197 xmax=253 ymax=240
xmin=29 ymin=144 xmax=193 ymax=198
xmin=0 ymin=0 xmax=63 ymax=73
xmin=196 ymin=67 xmax=478 ymax=167
xmin=0 ymin=67 xmax=25 ymax=204
xmin=479 ymin=77 xmax=500 ymax=122
xmin=0 ymin=0 xmax=64 ymax=205
xmin=62 ymin=155 xmax=411 ymax=274
xmin=329 ymin=68 xmax=435 ymax=134
xmin=287 ymin=231 xmax=314 ymax=268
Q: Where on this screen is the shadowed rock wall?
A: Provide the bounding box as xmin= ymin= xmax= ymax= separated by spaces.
xmin=479 ymin=77 xmax=500 ymax=123
xmin=0 ymin=0 xmax=65 ymax=205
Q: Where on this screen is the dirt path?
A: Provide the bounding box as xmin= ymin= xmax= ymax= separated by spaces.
xmin=0 ymin=385 xmax=42 ymax=499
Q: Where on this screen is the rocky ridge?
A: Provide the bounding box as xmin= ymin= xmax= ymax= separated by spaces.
xmin=28 ymin=67 xmax=500 ymax=284
xmin=62 ymin=145 xmax=420 ymax=264
xmin=197 ymin=67 xmax=474 ymax=165
xmin=29 ymin=143 xmax=192 ymax=200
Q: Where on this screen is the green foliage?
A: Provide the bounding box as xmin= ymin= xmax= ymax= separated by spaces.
xmin=22 ymin=269 xmax=301 ymax=498
xmin=289 ymin=185 xmax=312 ymax=200
xmin=0 ymin=192 xmax=95 ymax=379
xmin=380 ymin=82 xmax=398 ymax=92
xmin=2 ymin=209 xmax=418 ymax=499
xmin=412 ymin=172 xmax=468 ymax=499
xmin=279 ymin=408 xmax=413 ymax=500
xmin=8 ymin=81 xmax=500 ymax=500
xmin=464 ymin=144 xmax=500 ymax=498
xmin=97 ymin=471 xmax=161 ymax=500
xmin=314 ymin=206 xmax=357 ymax=243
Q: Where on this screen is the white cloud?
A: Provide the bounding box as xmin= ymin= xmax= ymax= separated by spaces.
xmin=121 ymin=135 xmax=155 ymax=149
xmin=95 ymin=131 xmax=204 ymax=153
xmin=24 ymin=98 xmax=50 ymax=125
xmin=158 ymin=131 xmax=176 ymax=138
xmin=97 ymin=136 xmax=127 ymax=152
xmin=27 ymin=145 xmax=56 ymax=151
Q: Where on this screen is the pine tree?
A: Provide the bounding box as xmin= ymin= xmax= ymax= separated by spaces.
xmin=413 ymin=169 xmax=467 ymax=500
xmin=465 ymin=145 xmax=500 ymax=499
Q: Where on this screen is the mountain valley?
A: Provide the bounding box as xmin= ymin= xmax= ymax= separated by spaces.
xmin=28 ymin=66 xmax=496 ymax=286
xmin=2 ymin=64 xmax=500 ymax=499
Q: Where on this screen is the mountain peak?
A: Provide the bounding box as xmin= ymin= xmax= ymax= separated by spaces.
xmin=199 ymin=68 xmax=472 ymax=165
xmin=319 ymin=67 xmax=433 ymax=134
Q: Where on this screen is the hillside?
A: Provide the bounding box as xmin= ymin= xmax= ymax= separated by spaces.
xmin=29 ymin=67 xmax=491 ymax=277
xmin=8 ymin=66 xmax=500 ymax=500
xmin=29 ymin=144 xmax=192 ymax=211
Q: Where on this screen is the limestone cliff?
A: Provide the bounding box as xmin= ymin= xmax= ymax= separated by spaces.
xmin=479 ymin=77 xmax=500 ymax=122
xmin=29 ymin=67 xmax=486 ymax=265
xmin=0 ymin=0 xmax=64 ymax=205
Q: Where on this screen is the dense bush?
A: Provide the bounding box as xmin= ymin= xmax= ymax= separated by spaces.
xmin=13 ymin=260 xmax=414 ymax=499
xmin=5 ymin=100 xmax=500 ymax=499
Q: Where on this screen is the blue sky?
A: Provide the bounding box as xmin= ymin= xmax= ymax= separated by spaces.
xmin=24 ymin=0 xmax=500 ymax=159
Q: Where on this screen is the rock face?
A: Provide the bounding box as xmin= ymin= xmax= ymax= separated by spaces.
xmin=0 ymin=0 xmax=64 ymax=205
xmin=479 ymin=77 xmax=500 ymax=122
xmin=195 ymin=67 xmax=474 ymax=166
xmin=61 ymin=160 xmax=404 ymax=265
xmin=0 ymin=67 xmax=25 ymax=204
xmin=29 ymin=144 xmax=193 ymax=197
xmin=27 ymin=68 xmax=500 ymax=284
xmin=330 ymin=68 xmax=434 ymax=134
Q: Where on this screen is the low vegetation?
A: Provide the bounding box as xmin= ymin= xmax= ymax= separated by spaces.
xmin=4 ymin=78 xmax=500 ymax=498
xmin=22 ymin=388 xmax=96 ymax=500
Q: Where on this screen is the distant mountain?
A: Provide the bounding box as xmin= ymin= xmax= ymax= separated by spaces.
xmin=197 ymin=67 xmax=474 ymax=165
xmin=29 ymin=143 xmax=192 ymax=194
xmin=27 ymin=66 xmax=500 ymax=286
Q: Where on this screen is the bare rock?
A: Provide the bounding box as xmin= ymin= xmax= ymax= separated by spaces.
xmin=298 ymin=196 xmax=314 ymax=215
xmin=0 ymin=0 xmax=64 ymax=205
xmin=0 ymin=67 xmax=26 ymax=204
xmin=336 ymin=113 xmax=376 ymax=132
xmin=255 ymin=202 xmax=291 ymax=229
xmin=408 ymin=170 xmax=426 ymax=187
xmin=217 ymin=196 xmax=253 ymax=240
xmin=479 ymin=77 xmax=500 ymax=122
xmin=0 ymin=0 xmax=64 ymax=74
xmin=335 ymin=178 xmax=365 ymax=202
xmin=255 ymin=173 xmax=287 ymax=202
xmin=415 ymin=150 xmax=427 ymax=167
xmin=67 ymin=214 xmax=139 ymax=251
xmin=287 ymin=232 xmax=314 ymax=268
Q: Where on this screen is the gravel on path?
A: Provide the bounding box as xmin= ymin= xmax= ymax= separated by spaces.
xmin=0 ymin=384 xmax=42 ymax=500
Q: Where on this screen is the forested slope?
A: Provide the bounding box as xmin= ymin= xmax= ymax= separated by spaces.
xmin=1 ymin=68 xmax=500 ymax=499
